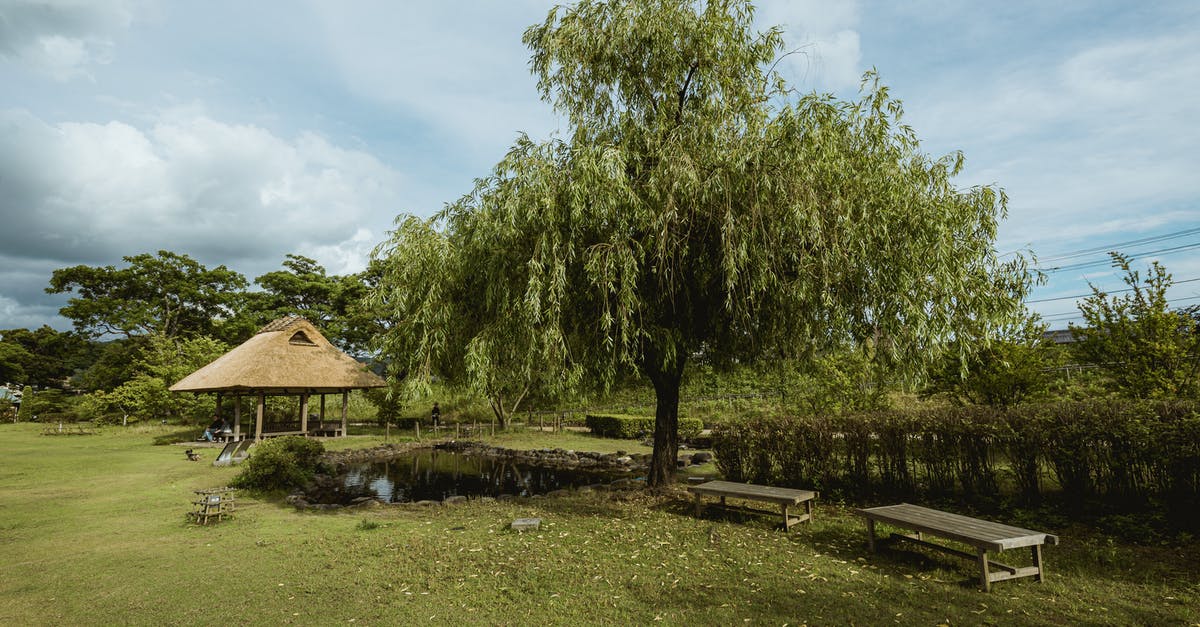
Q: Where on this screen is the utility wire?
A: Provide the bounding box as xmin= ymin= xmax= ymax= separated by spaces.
xmin=1025 ymin=276 xmax=1200 ymax=304
xmin=1040 ymin=240 xmax=1200 ymax=273
xmin=1036 ymin=226 xmax=1200 ymax=264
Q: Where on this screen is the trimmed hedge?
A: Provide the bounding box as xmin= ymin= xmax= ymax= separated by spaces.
xmin=586 ymin=413 xmax=704 ymax=440
xmin=712 ymin=400 xmax=1200 ymax=521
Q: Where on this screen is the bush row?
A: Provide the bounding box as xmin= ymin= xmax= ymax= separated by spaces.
xmin=586 ymin=414 xmax=704 ymax=440
xmin=712 ymin=400 xmax=1200 ymax=514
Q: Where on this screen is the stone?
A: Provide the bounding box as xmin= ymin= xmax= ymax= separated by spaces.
xmin=496 ymin=494 xmax=516 ymax=502
xmin=444 ymin=495 xmax=468 ymax=505
xmin=546 ymin=489 xmax=570 ymax=498
xmin=616 ymin=456 xmax=633 ymax=464
xmin=690 ymin=452 xmax=713 ymax=465
xmin=511 ymin=517 xmax=541 ymax=532
xmin=413 ymin=499 xmax=440 ymax=507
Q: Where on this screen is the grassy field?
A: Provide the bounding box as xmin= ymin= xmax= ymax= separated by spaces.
xmin=1 ymin=423 xmax=1197 ymax=625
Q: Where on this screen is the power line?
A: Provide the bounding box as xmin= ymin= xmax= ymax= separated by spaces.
xmin=1040 ymin=240 xmax=1200 ymax=273
xmin=1038 ymin=294 xmax=1200 ymax=321
xmin=1036 ymin=226 xmax=1200 ymax=264
xmin=1025 ymin=276 xmax=1200 ymax=304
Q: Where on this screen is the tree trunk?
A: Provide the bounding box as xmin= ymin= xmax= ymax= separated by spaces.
xmin=645 ymin=351 xmax=687 ymax=487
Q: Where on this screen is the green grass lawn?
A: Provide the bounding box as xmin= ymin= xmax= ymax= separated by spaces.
xmin=1 ymin=423 xmax=1196 ymax=625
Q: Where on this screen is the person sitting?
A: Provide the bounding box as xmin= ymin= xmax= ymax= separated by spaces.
xmin=202 ymin=417 xmax=228 ymax=442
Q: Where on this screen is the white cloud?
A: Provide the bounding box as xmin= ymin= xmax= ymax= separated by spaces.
xmin=755 ymin=0 xmax=863 ymax=91
xmin=903 ymin=30 xmax=1200 ymax=252
xmin=0 ymin=0 xmax=137 ymax=80
xmin=0 ymin=107 xmax=403 ymax=278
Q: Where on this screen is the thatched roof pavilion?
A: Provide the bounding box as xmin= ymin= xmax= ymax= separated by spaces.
xmin=171 ymin=316 xmax=385 ymax=440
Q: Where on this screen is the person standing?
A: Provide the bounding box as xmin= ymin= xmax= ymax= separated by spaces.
xmin=431 ymin=402 xmax=441 ymax=429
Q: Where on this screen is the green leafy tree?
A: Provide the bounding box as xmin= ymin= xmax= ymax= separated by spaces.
xmin=0 ymin=326 xmax=95 ymax=388
xmin=16 ymin=385 xmax=33 ymax=421
xmin=923 ymin=314 xmax=1056 ymax=407
xmin=372 ymin=0 xmax=1031 ymax=485
xmin=78 ymin=335 xmax=229 ymax=424
xmin=0 ymin=340 xmax=33 ymax=385
xmin=47 ymin=250 xmax=248 ymax=340
xmin=1071 ymin=253 xmax=1200 ymax=398
xmin=248 ymin=255 xmax=382 ymax=355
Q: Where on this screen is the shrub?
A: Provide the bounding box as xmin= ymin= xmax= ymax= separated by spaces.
xmin=586 ymin=413 xmax=703 ymax=440
xmin=231 ymin=436 xmax=329 ymax=492
xmin=712 ymin=400 xmax=1200 ymax=520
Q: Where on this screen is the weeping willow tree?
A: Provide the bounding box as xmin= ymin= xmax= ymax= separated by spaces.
xmin=370 ymin=0 xmax=1032 ymax=486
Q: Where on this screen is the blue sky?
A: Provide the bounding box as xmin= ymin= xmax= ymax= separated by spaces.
xmin=1 ymin=0 xmax=1198 ymax=333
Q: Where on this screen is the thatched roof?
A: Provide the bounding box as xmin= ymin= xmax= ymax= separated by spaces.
xmin=170 ymin=316 xmax=386 ymax=394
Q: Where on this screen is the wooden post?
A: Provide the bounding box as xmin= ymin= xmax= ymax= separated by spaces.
xmin=341 ymin=391 xmax=348 ymax=437
xmin=866 ymin=519 xmax=876 ymax=552
xmin=415 ymin=421 xmax=421 ymax=441
xmin=1033 ymin=544 xmax=1044 ymax=582
xmin=491 ymin=417 xmax=495 ymax=437
xmin=255 ymin=393 xmax=265 ymax=440
xmin=233 ymin=396 xmax=241 ymax=439
xmin=456 ymin=423 xmax=460 ymax=439
xmin=320 ymin=394 xmax=327 ymax=423
xmin=300 ymin=393 xmax=310 ymax=435
xmin=215 ymin=392 xmax=222 ymax=424
xmin=978 ymin=548 xmax=992 ymax=592
xmin=539 ymin=414 xmax=543 ymax=432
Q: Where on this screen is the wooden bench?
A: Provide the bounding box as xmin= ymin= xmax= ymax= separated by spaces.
xmin=856 ymin=503 xmax=1058 ymax=591
xmin=688 ymin=480 xmax=817 ymax=532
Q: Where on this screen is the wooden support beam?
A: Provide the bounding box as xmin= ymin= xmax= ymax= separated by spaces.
xmin=233 ymin=396 xmax=241 ymax=439
xmin=300 ymin=393 xmax=310 ymax=434
xmin=341 ymin=391 xmax=348 ymax=437
xmin=255 ymin=393 xmax=264 ymax=441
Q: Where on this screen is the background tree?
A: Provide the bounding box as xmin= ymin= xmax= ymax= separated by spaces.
xmin=78 ymin=335 xmax=229 ymax=424
xmin=923 ymin=314 xmax=1056 ymax=407
xmin=47 ymin=250 xmax=248 ymax=340
xmin=1071 ymin=253 xmax=1200 ymax=398
xmin=372 ymin=218 xmax=544 ymax=428
xmin=0 ymin=326 xmax=95 ymax=388
xmin=373 ymin=0 xmax=1031 ymax=485
xmin=250 ymin=255 xmax=382 ymax=355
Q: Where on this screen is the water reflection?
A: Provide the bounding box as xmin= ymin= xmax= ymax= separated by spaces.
xmin=315 ymin=449 xmax=634 ymax=504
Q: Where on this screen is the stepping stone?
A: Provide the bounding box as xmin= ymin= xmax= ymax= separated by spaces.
xmin=511 ymin=517 xmax=541 ymax=532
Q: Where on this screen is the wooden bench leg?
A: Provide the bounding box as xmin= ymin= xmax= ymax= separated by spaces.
xmin=1033 ymin=544 xmax=1044 ymax=582
xmin=694 ymin=492 xmax=702 ymax=518
xmin=805 ymin=499 xmax=813 ymax=523
xmin=781 ymin=503 xmax=791 ymax=532
xmin=978 ymin=549 xmax=992 ymax=592
xmin=866 ymin=518 xmax=876 ymax=552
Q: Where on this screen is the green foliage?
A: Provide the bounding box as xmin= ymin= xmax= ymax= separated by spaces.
xmin=231 ymin=436 xmax=329 ymax=492
xmin=16 ymin=385 xmax=33 ymax=421
xmin=16 ymin=387 xmax=78 ymax=422
xmin=247 ymin=255 xmax=382 ymax=354
xmin=924 ymin=314 xmax=1057 ymax=407
xmin=586 ymin=413 xmax=702 ymax=440
xmin=713 ymin=400 xmax=1200 ymax=520
xmin=1 ymin=326 xmax=95 ymax=388
xmin=0 ymin=340 xmax=32 ymax=385
xmin=1072 ymin=253 xmax=1200 ymax=398
xmin=372 ymin=0 xmax=1032 ymax=485
xmin=77 ymin=335 xmax=228 ymax=424
xmin=46 ymin=250 xmax=248 ymax=339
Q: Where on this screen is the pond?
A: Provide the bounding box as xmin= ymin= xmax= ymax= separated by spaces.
xmin=308 ymin=447 xmax=641 ymax=504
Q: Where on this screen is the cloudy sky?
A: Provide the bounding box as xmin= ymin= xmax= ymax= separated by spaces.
xmin=2 ymin=0 xmax=1198 ymax=333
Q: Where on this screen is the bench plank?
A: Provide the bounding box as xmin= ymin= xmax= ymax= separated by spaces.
xmin=859 ymin=503 xmax=1057 ymax=551
xmin=688 ymin=481 xmax=817 ymax=532
xmin=856 ymin=503 xmax=1056 ymax=591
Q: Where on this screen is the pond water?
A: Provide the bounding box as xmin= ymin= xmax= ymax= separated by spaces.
xmin=311 ymin=448 xmax=638 ymax=504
